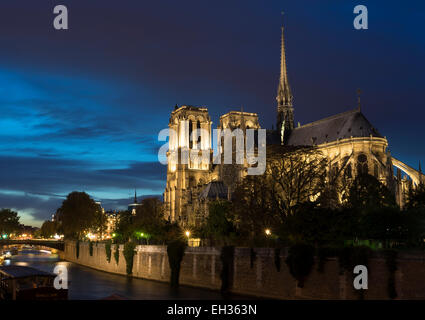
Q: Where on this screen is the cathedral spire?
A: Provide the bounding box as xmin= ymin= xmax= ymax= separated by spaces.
xmin=276 ymin=12 xmax=294 ymax=141
xmin=134 ymin=189 xmax=138 ymax=204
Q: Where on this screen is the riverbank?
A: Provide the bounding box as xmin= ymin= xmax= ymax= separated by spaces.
xmin=3 ymin=247 xmax=239 ymax=300
xmin=64 ymin=241 xmax=425 ymax=299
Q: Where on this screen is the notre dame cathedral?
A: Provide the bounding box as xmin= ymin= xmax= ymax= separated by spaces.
xmin=163 ymin=23 xmax=424 ymax=227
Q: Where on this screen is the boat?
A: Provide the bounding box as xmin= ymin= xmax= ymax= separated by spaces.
xmin=0 ymin=266 xmax=68 ymax=300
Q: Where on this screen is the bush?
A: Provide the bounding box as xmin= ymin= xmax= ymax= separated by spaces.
xmin=114 ymin=244 xmax=120 ymax=264
xmin=124 ymin=242 xmax=137 ymax=275
xmin=105 ymin=241 xmax=112 ymax=263
xmin=274 ymin=248 xmax=281 ymax=272
xmin=285 ymin=244 xmax=315 ymax=288
xmin=76 ymin=240 xmax=80 ymax=259
xmin=385 ymin=250 xmax=398 ymax=299
xmin=337 ymin=246 xmax=371 ymax=300
xmin=167 ymin=240 xmax=186 ymax=287
xmin=250 ymin=248 xmax=256 ymax=269
xmin=220 ymin=246 xmax=235 ymax=292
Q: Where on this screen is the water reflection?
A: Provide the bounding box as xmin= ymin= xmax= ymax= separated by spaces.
xmin=1 ymin=246 xmax=244 ymax=300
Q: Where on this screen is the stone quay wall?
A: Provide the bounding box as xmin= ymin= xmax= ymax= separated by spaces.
xmin=64 ymin=241 xmax=425 ymax=299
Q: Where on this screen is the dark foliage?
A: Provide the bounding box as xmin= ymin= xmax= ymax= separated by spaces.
xmin=114 ymin=244 xmax=119 ymax=264
xmin=55 ymin=191 xmax=102 ymax=240
xmin=76 ymin=240 xmax=80 ymax=259
xmin=105 ymin=240 xmax=112 ymax=263
xmin=285 ymin=244 xmax=315 ymax=288
xmin=220 ymin=246 xmax=235 ymax=292
xmin=89 ymin=241 xmax=94 ymax=256
xmin=384 ymin=250 xmax=398 ymax=299
xmin=250 ymin=248 xmax=256 ymax=269
xmin=0 ymin=209 xmax=21 ymax=235
xmin=167 ymin=240 xmax=186 ymax=287
xmin=124 ymin=242 xmax=137 ymax=275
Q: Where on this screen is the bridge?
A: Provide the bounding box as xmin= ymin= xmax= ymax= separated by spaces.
xmin=0 ymin=239 xmax=64 ymax=251
xmin=392 ymin=157 xmax=424 ymax=186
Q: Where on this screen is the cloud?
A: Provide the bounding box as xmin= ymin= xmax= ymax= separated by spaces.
xmin=0 ymin=155 xmax=166 ymax=225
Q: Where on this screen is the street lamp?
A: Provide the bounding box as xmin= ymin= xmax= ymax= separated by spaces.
xmin=185 ymin=231 xmax=190 ymax=238
xmin=265 ymin=229 xmax=271 ymax=236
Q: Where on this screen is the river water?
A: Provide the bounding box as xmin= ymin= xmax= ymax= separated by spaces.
xmin=1 ymin=247 xmax=241 ymax=300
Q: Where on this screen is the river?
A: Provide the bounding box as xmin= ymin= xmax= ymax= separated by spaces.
xmin=1 ymin=247 xmax=243 ymax=300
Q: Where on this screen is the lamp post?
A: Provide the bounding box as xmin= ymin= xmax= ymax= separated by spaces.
xmin=185 ymin=230 xmax=191 ymax=246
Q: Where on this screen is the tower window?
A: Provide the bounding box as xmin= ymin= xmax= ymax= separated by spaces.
xmin=189 ymin=121 xmax=193 ymax=149
xmin=196 ymin=120 xmax=201 ymax=144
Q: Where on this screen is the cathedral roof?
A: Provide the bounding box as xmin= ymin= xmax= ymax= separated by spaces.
xmin=199 ymin=181 xmax=228 ymax=200
xmin=284 ymin=108 xmax=383 ymax=146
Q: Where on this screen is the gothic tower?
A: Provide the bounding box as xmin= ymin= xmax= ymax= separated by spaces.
xmin=164 ymin=105 xmax=212 ymax=224
xmin=276 ymin=20 xmax=294 ymax=144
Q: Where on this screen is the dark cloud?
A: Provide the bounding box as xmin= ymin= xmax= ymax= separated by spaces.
xmin=0 ymin=192 xmax=63 ymax=223
xmin=0 ymin=155 xmax=165 ymax=194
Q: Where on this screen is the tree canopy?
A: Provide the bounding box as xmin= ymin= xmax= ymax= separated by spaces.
xmin=56 ymin=191 xmax=102 ymax=239
xmin=0 ymin=208 xmax=21 ymax=235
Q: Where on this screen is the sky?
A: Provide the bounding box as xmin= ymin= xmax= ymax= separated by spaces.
xmin=0 ymin=0 xmax=424 ymax=227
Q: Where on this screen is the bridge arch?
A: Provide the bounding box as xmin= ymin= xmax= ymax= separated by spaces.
xmin=0 ymin=240 xmax=64 ymax=251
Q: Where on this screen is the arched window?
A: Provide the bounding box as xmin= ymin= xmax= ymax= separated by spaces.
xmin=189 ymin=121 xmax=193 ymax=149
xmin=357 ymin=154 xmax=368 ymax=175
xmin=196 ymin=121 xmax=201 ymax=144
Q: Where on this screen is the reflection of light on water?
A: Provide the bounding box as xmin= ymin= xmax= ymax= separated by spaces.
xmin=39 ymin=250 xmax=51 ymax=254
xmin=15 ymin=262 xmax=28 ymax=266
xmin=56 ymin=261 xmax=70 ymax=268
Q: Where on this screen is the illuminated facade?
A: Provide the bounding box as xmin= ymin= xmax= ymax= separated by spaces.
xmin=163 ymin=23 xmax=424 ymax=227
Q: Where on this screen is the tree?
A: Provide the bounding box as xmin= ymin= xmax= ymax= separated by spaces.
xmin=133 ymin=197 xmax=166 ymax=243
xmin=346 ymin=174 xmax=397 ymax=211
xmin=56 ymin=191 xmax=101 ymax=240
xmin=90 ymin=207 xmax=107 ymax=239
xmin=232 ymin=146 xmax=329 ymax=244
xmin=405 ymin=182 xmax=425 ymax=210
xmin=404 ymin=183 xmax=425 ymax=247
xmin=266 ymin=146 xmax=328 ymax=217
xmin=201 ymin=200 xmax=236 ymax=245
xmin=114 ymin=197 xmax=167 ymax=243
xmin=232 ymin=174 xmax=277 ymax=242
xmin=133 ymin=197 xmax=165 ymax=239
xmin=114 ymin=210 xmax=133 ymax=243
xmin=358 ymin=206 xmax=406 ymax=247
xmin=280 ymin=204 xmax=351 ymax=247
xmin=0 ymin=209 xmax=21 ymax=235
xmin=40 ymin=220 xmax=58 ymax=238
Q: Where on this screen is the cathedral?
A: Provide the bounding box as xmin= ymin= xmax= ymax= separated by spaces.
xmin=163 ymin=23 xmax=424 ymax=227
